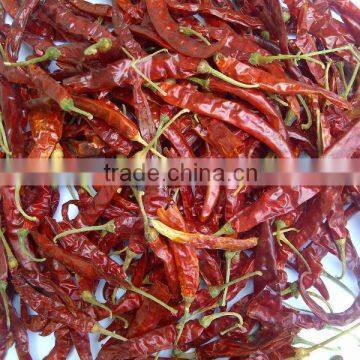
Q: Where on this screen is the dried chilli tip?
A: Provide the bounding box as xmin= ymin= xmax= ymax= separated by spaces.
xmin=199 ymin=312 xmax=243 ymax=331
xmin=221 ymin=251 xmax=237 ymax=307
xmin=84 ymin=38 xmax=113 ymax=56
xmin=321 ymin=270 xmax=356 ymax=299
xmin=179 ymin=27 xmax=211 ymax=46
xmin=208 ymin=271 xmax=263 ymax=298
xmin=335 ymin=238 xmax=347 ymax=279
xmin=17 ymin=229 xmax=46 ymax=263
xmin=124 ymin=281 xmax=178 ymax=315
xmin=197 ymin=59 xmax=260 ymax=89
xmin=0 ymin=113 xmax=11 ymax=156
xmin=81 ymin=291 xmax=113 ymax=318
xmin=4 ymin=47 xmax=61 ymax=67
xmin=91 ymin=323 xmax=127 ymax=341
xmin=249 ymin=44 xmax=360 ymax=67
xmin=134 ymin=108 xmax=190 ymax=161
xmin=290 ymin=322 xmax=360 ymax=359
xmin=0 ymin=228 xmax=18 ymax=270
xmin=0 ymin=280 xmax=10 ymax=328
xmin=297 ymin=95 xmax=313 ymax=130
xmin=14 ymin=185 xmax=39 ymax=223
xmin=53 ymin=219 xmax=116 ymax=243
xmin=60 ymin=98 xmax=93 ymax=120
xmin=275 ymin=221 xmax=312 ymax=273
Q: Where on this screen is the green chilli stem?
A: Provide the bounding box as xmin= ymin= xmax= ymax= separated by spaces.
xmin=325 ymin=59 xmax=332 ymax=91
xmin=292 ymin=322 xmax=360 ymax=359
xmin=283 ymin=11 xmax=291 ymax=23
xmin=92 ymin=323 xmax=127 ymax=341
xmin=53 ymin=220 xmax=116 ymax=243
xmin=285 ymin=109 xmax=297 ymax=126
xmin=261 ymin=31 xmax=270 ymax=40
xmin=297 ymin=95 xmax=313 ymax=130
xmin=198 ymin=60 xmax=260 ymax=89
xmin=275 ymin=221 xmax=311 ymax=273
xmin=199 ymin=311 xmax=243 ymax=330
xmin=81 ymin=185 xmax=96 ymax=197
xmin=0 ymin=113 xmax=11 ymax=156
xmin=336 ymin=62 xmax=347 ymax=90
xmin=335 ymin=238 xmax=347 ymax=279
xmin=250 ymin=45 xmax=359 ymax=67
xmin=172 ymin=350 xmax=197 ymax=359
xmin=131 ymin=188 xmax=151 ymax=233
xmin=60 ymin=98 xmax=93 ymax=120
xmin=0 ymin=228 xmax=18 ymax=270
xmin=0 ymin=44 xmax=6 ymax=60
xmin=84 ymin=38 xmax=113 ymax=56
xmin=188 ymin=76 xmax=210 ymax=89
xmin=316 ymin=108 xmax=323 ymax=156
xmin=81 ymin=291 xmax=112 ymax=318
xmin=280 ymin=281 xmax=299 ymax=297
xmin=4 ymin=47 xmax=61 ymax=67
xmin=126 ymin=282 xmax=178 ymax=315
xmin=123 ymin=248 xmax=137 ymax=272
xmin=222 ymin=251 xmax=237 ymax=307
xmin=15 ymin=186 xmax=39 ymax=223
xmin=326 ymin=325 xmax=360 ymax=343
xmin=321 ymin=270 xmax=356 ymax=298
xmin=134 ymin=109 xmax=189 ymax=161
xmin=110 ymin=246 xmax=128 ymax=256
xmin=114 ymin=314 xmax=129 ymax=329
xmin=0 ymin=280 xmax=10 ymax=328
xmin=343 ymin=61 xmax=360 ymax=99
xmin=18 ymin=229 xmax=46 ymax=263
xmin=180 ymin=27 xmax=211 ymax=46
xmin=268 ymin=94 xmax=289 ymax=107
xmin=292 ymin=335 xmax=340 ymax=351
xmin=249 ymin=50 xmax=325 ymax=68
xmin=133 ymin=134 xmax=166 ymax=159
xmin=307 ymin=290 xmax=333 ymax=313
xmin=209 ymin=271 xmax=263 ymax=298
xmin=121 ymin=47 xmax=168 ymax=96
xmin=136 ymin=48 xmax=169 ymax=64
xmin=213 ymin=222 xmax=235 ymax=237
xmin=111 ymin=287 xmax=118 ymax=305
xmin=174 ymin=298 xmax=193 ymax=347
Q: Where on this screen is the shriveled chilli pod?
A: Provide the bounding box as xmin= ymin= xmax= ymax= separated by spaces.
xmin=0 ymin=0 xmax=359 ymax=359
xmin=151 ymin=219 xmax=258 ymax=251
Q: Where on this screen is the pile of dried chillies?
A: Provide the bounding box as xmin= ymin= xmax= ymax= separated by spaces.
xmin=0 ymin=0 xmax=360 ymax=359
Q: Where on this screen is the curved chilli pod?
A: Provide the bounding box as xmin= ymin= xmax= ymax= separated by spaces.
xmin=157 ymin=81 xmax=294 ymax=158
xmin=151 ymin=219 xmax=258 ymax=251
xmin=145 ymin=0 xmax=226 ymax=58
xmin=299 ymin=272 xmax=360 ymax=326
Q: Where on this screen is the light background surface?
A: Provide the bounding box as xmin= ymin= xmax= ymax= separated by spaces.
xmin=4 ymin=0 xmax=360 ymax=358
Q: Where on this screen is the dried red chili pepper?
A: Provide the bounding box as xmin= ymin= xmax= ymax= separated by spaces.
xmin=157 ymin=81 xmax=294 ymax=158
xmin=69 ymin=0 xmax=112 ymax=18
xmin=145 ymin=0 xmax=225 ymax=59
